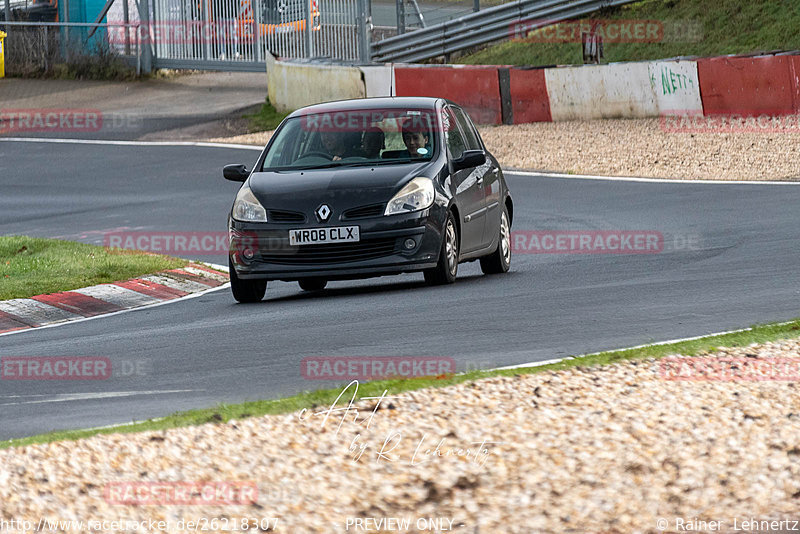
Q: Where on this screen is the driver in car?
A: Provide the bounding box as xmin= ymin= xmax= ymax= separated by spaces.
xmin=320 ymin=131 xmax=349 ymax=161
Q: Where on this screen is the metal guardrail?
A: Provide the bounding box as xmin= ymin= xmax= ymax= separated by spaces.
xmin=371 ymin=0 xmax=634 ymax=63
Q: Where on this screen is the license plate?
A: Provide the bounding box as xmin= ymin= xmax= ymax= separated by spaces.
xmin=289 ymin=226 xmax=360 ymax=246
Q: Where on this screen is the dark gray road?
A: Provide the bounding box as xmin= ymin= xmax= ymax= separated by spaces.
xmin=1 ymin=139 xmax=799 ymax=440
xmin=371 ymin=1 xmax=472 ymax=27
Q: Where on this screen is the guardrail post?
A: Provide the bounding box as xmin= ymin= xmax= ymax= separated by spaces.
xmin=498 ymin=67 xmax=512 ymax=125
xmin=473 ymin=0 xmax=479 ymax=12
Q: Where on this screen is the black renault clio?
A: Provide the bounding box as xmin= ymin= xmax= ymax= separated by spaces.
xmin=224 ymin=97 xmax=512 ymax=302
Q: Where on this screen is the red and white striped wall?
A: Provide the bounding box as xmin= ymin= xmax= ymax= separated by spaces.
xmin=388 ymin=52 xmax=800 ymax=125
xmin=0 ymin=264 xmax=229 ymax=335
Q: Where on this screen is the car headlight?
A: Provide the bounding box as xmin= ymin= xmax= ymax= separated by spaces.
xmin=384 ymin=177 xmax=435 ymax=216
xmin=232 ymin=184 xmax=267 ymax=222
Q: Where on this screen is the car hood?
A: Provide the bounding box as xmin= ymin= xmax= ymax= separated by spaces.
xmin=248 ymin=162 xmax=431 ymax=213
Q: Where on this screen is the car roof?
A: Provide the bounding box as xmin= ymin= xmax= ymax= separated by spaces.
xmin=287 ymin=97 xmax=442 ymax=118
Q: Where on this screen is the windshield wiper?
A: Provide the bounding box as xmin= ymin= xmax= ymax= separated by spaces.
xmin=266 ymin=159 xmax=428 ymax=172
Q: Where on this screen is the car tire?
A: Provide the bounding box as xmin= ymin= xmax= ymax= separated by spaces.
xmin=229 ymin=259 xmax=267 ymax=303
xmin=480 ymin=205 xmax=511 ymax=275
xmin=298 ymin=278 xmax=327 ymax=291
xmin=424 ymin=210 xmax=459 ymax=285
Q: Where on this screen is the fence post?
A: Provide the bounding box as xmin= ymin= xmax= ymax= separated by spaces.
xmin=396 ymin=0 xmax=405 ymax=35
xmin=356 ymin=0 xmax=369 ymax=63
xmin=122 ymin=0 xmax=130 ymax=55
xmin=3 ymin=0 xmax=10 ymax=32
xmin=135 ymin=0 xmax=152 ymax=73
xmin=304 ymin=0 xmax=312 ymax=58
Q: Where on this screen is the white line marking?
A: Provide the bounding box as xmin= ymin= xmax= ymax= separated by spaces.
xmin=0 ymin=390 xmax=199 ymax=406
xmin=0 ymin=137 xmax=263 ymax=151
xmin=80 ymin=417 xmax=167 ymax=432
xmin=495 ymin=321 xmax=796 ymax=371
xmin=507 ymin=169 xmax=800 ymax=185
xmin=3 ymin=138 xmax=797 ymax=184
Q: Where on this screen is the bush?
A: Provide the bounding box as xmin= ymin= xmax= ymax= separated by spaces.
xmin=4 ymin=26 xmax=137 ymax=80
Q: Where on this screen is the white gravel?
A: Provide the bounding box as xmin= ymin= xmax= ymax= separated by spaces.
xmin=2 ymin=339 xmax=800 ymax=532
xmin=209 ymin=117 xmax=800 ymax=181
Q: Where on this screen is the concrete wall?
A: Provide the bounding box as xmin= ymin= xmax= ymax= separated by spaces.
xmin=545 ymin=62 xmax=658 ymax=121
xmin=267 ymin=60 xmax=366 ymax=113
xmin=359 ymin=65 xmax=394 ymax=98
xmin=648 ymin=60 xmax=703 ymax=115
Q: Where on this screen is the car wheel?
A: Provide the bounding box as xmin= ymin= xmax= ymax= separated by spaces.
xmin=480 ymin=205 xmax=511 ymax=275
xmin=298 ymin=278 xmax=327 ymax=291
xmin=424 ymin=210 xmax=459 ymax=285
xmin=229 ymin=259 xmax=267 ymax=303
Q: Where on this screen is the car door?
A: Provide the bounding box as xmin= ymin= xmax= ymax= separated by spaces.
xmin=443 ymin=106 xmax=486 ymax=254
xmin=450 ymin=106 xmax=496 ymax=250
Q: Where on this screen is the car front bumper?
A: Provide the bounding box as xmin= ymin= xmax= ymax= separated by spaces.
xmin=229 ymin=208 xmax=444 ymax=282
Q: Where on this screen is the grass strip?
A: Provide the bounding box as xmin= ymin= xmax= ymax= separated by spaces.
xmin=0 ymin=236 xmax=186 ymax=301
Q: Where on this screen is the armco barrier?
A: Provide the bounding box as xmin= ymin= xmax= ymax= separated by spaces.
xmin=394 ymin=65 xmax=503 ymax=125
xmin=545 ymin=62 xmax=659 ymax=121
xmin=697 ymin=55 xmax=799 ymax=116
xmin=508 ymin=67 xmax=552 ymax=123
xmin=267 ymin=60 xmax=366 ymax=113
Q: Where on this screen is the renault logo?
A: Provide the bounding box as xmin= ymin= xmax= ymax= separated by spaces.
xmin=315 ymin=204 xmax=332 ymax=222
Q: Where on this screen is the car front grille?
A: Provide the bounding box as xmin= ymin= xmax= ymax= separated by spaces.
xmin=259 ymin=237 xmax=398 ymax=265
xmin=268 ymin=210 xmax=306 ymax=223
xmin=342 ymin=204 xmax=385 ymax=220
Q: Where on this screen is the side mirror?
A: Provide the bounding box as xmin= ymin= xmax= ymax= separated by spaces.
xmin=223 ymin=164 xmax=249 ymax=182
xmin=451 ymin=150 xmax=486 ymax=171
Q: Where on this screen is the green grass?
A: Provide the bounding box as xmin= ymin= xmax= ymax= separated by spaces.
xmin=5 ymin=316 xmax=800 ymax=450
xmin=457 ymin=0 xmax=800 ymax=66
xmin=0 ymin=236 xmax=186 ymax=300
xmin=246 ymin=100 xmax=290 ymax=132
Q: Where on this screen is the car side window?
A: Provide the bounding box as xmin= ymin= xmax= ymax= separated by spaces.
xmin=451 ymin=107 xmax=482 ymax=151
xmin=443 ymin=108 xmax=466 ymax=160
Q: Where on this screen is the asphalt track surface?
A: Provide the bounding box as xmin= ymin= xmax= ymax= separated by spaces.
xmin=1 ymin=139 xmax=799 ymax=440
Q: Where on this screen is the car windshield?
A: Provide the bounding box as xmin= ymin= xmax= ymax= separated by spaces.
xmin=260 ymin=108 xmax=438 ymax=171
